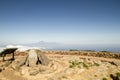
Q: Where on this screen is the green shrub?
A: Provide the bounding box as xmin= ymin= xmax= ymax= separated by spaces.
xmin=116 ymin=72 xmax=120 ymax=77
xmin=103 ymin=77 xmax=107 ymax=80
xmin=94 ymin=63 xmax=100 ymax=66
xmin=72 ymin=61 xmax=79 ymax=65
xmin=62 ymin=76 xmax=67 ymax=79
xmin=83 ymin=63 xmax=89 ymax=69
xmin=69 ymin=61 xmax=80 ymax=68
xmin=94 ymin=75 xmax=97 ymax=77
xmin=69 ymin=64 xmax=76 ymax=68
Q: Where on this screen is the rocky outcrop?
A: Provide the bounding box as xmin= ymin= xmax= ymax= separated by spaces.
xmin=26 ymin=49 xmax=38 ymax=67
xmin=12 ymin=49 xmax=50 ymax=69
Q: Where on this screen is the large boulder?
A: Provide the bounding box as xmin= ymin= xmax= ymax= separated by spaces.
xmin=36 ymin=50 xmax=50 ymax=65
xmin=26 ymin=49 xmax=38 ymax=67
xmin=14 ymin=49 xmax=50 ymax=68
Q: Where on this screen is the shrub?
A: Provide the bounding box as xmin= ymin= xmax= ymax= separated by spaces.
xmin=69 ymin=49 xmax=79 ymax=51
xmin=83 ymin=63 xmax=89 ymax=69
xmin=62 ymin=76 xmax=67 ymax=79
xmin=94 ymin=63 xmax=100 ymax=66
xmin=116 ymin=72 xmax=120 ymax=77
xmin=103 ymin=77 xmax=107 ymax=80
xmin=94 ymin=75 xmax=97 ymax=77
xmin=110 ymin=73 xmax=120 ymax=80
xmin=69 ymin=60 xmax=80 ymax=68
xmin=69 ymin=64 xmax=76 ymax=68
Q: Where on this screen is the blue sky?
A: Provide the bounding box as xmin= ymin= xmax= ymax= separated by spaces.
xmin=0 ymin=0 xmax=120 ymax=45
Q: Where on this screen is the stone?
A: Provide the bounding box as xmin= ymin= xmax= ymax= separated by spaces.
xmin=29 ymin=67 xmax=39 ymax=76
xmin=77 ymin=69 xmax=85 ymax=74
xmin=4 ymin=61 xmax=12 ymax=67
xmin=36 ymin=50 xmax=50 ymax=66
xmin=65 ymin=68 xmax=74 ymax=75
xmin=27 ymin=49 xmax=38 ymax=67
xmin=11 ymin=61 xmax=21 ymax=70
xmin=11 ymin=49 xmax=50 ymax=72
xmin=11 ymin=57 xmax=28 ymax=71
xmin=18 ymin=57 xmax=28 ymax=67
xmin=20 ymin=66 xmax=29 ymax=75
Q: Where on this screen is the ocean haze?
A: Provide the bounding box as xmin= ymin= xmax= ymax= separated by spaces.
xmin=0 ymin=41 xmax=120 ymax=52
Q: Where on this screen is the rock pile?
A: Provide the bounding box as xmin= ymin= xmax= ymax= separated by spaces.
xmin=12 ymin=49 xmax=50 ymax=70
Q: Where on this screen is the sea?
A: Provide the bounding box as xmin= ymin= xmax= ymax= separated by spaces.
xmin=44 ymin=45 xmax=120 ymax=53
xmin=0 ymin=44 xmax=120 ymax=53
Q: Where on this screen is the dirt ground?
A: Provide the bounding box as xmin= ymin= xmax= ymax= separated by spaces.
xmin=0 ymin=52 xmax=120 ymax=80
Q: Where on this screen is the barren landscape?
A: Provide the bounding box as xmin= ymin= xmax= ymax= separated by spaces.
xmin=0 ymin=0 xmax=120 ymax=80
xmin=0 ymin=49 xmax=120 ymax=80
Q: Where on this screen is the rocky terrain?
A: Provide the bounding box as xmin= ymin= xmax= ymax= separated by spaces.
xmin=0 ymin=49 xmax=120 ymax=80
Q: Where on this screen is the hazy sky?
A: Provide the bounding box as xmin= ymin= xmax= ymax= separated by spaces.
xmin=0 ymin=0 xmax=120 ymax=44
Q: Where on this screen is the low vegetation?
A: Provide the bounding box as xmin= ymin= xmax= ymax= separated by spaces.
xmin=110 ymin=72 xmax=120 ymax=80
xmin=116 ymin=72 xmax=120 ymax=77
xmin=69 ymin=60 xmax=89 ymax=69
xmin=69 ymin=49 xmax=79 ymax=51
xmin=103 ymin=77 xmax=107 ymax=80
xmin=94 ymin=63 xmax=100 ymax=66
xmin=69 ymin=60 xmax=79 ymax=68
xmin=82 ymin=62 xmax=89 ymax=69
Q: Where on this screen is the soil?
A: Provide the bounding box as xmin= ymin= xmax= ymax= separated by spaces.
xmin=0 ymin=50 xmax=120 ymax=80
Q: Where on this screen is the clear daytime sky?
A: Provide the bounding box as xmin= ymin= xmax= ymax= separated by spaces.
xmin=0 ymin=0 xmax=120 ymax=45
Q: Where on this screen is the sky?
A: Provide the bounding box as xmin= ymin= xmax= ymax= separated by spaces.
xmin=0 ymin=0 xmax=120 ymax=45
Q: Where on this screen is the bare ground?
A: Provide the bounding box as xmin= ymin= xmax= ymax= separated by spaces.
xmin=0 ymin=52 xmax=120 ymax=80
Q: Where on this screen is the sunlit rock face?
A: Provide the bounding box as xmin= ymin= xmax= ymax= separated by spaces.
xmin=27 ymin=49 xmax=38 ymax=67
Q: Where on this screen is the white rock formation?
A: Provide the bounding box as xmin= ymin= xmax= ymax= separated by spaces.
xmin=27 ymin=49 xmax=38 ymax=67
